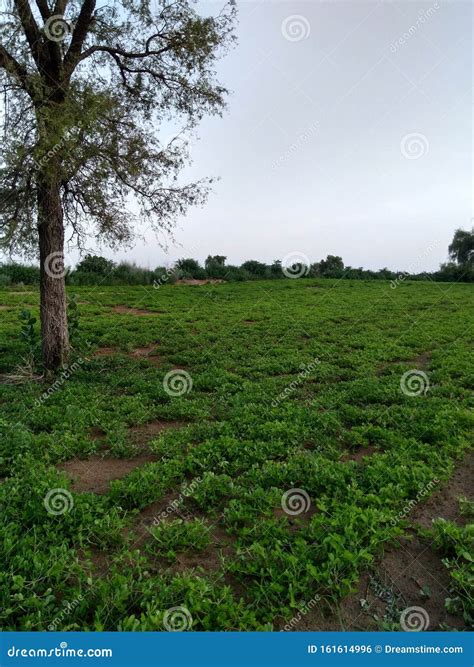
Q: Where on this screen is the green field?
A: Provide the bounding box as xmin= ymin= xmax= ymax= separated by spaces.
xmin=1 ymin=279 xmax=473 ymax=631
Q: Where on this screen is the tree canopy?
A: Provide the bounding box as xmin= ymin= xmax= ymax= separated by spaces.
xmin=448 ymin=228 xmax=473 ymax=267
xmin=0 ymin=0 xmax=237 ymax=255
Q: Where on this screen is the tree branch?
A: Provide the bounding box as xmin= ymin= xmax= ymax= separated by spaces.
xmin=35 ymin=0 xmax=51 ymax=22
xmin=63 ymin=0 xmax=96 ymax=74
xmin=54 ymin=0 xmax=69 ymax=16
xmin=0 ymin=42 xmax=28 ymax=86
xmin=13 ymin=0 xmax=44 ymax=69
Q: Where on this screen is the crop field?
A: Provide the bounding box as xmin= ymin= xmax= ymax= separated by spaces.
xmin=0 ymin=279 xmax=472 ymax=632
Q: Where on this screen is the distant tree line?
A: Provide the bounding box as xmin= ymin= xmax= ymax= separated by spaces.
xmin=1 ymin=229 xmax=472 ymax=287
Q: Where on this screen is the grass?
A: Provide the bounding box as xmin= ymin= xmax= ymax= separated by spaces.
xmin=0 ymin=278 xmax=472 ymax=631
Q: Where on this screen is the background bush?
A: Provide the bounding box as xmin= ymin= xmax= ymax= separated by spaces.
xmin=1 ymin=227 xmax=473 ymax=288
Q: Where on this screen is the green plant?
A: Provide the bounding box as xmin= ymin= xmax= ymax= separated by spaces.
xmin=0 ymin=273 xmax=11 ymax=287
xmin=18 ymin=309 xmax=38 ymax=359
xmin=146 ymin=518 xmax=211 ymax=560
xmin=67 ymin=295 xmax=81 ymax=347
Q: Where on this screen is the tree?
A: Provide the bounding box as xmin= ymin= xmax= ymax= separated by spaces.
xmin=308 ymin=262 xmax=321 ymax=277
xmin=205 ymin=254 xmax=226 ymax=268
xmin=176 ymin=257 xmax=205 ymax=279
xmin=205 ymin=254 xmax=226 ymax=278
xmin=269 ymin=259 xmax=282 ymax=278
xmin=241 ymin=259 xmax=267 ymax=277
xmin=448 ymin=228 xmax=473 ymax=267
xmin=319 ymin=255 xmax=344 ymax=277
xmin=0 ymin=0 xmax=236 ymax=369
xmin=76 ymin=254 xmax=114 ymax=275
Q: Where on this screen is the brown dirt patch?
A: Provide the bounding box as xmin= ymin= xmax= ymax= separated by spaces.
xmin=58 ymin=454 xmax=156 ymax=494
xmin=341 ymin=445 xmax=377 ymax=463
xmin=273 ymin=505 xmax=319 ymax=532
xmin=376 ymin=351 xmax=432 ymax=376
xmin=93 ymin=347 xmax=118 ymax=357
xmin=112 ymin=305 xmax=164 ymax=315
xmin=78 ymin=547 xmax=110 ymax=577
xmin=127 ymin=420 xmax=184 ymax=448
xmin=130 ymin=345 xmax=162 ymax=366
xmin=0 ymin=305 xmax=11 ymax=310
xmin=375 ymin=359 xmax=405 ymax=375
xmin=412 ymin=351 xmax=432 ymax=369
xmin=89 ymin=426 xmax=107 ymax=442
xmin=410 ymin=449 xmax=473 ymax=529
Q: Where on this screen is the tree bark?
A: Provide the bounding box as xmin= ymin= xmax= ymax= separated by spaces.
xmin=37 ymin=178 xmax=69 ymax=371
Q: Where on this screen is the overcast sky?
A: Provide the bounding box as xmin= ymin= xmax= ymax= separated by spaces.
xmin=11 ymin=0 xmax=474 ymax=271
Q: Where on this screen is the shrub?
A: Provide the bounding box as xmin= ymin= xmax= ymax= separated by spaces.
xmin=176 ymin=258 xmax=206 ymax=279
xmin=75 ymin=254 xmax=115 ymax=275
xmin=0 ymin=273 xmax=12 ymax=287
xmin=240 ymin=260 xmax=268 ymax=278
xmin=0 ymin=263 xmax=40 ymax=284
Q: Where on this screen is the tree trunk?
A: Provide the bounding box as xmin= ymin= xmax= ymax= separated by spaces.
xmin=37 ymin=179 xmax=69 ymax=371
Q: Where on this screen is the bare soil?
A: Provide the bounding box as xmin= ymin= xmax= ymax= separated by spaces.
xmin=130 ymin=345 xmax=162 ymax=366
xmin=92 ymin=347 xmax=118 ymax=357
xmin=413 ymin=351 xmax=432 ymax=369
xmin=376 ymin=351 xmax=432 ymax=376
xmin=89 ymin=426 xmax=107 ymax=441
xmin=341 ymin=445 xmax=377 ymax=463
xmin=127 ymin=420 xmax=184 ymax=447
xmin=58 ymin=454 xmax=157 ymax=494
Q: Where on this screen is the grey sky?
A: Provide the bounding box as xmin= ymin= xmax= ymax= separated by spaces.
xmin=21 ymin=1 xmax=474 ymax=271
